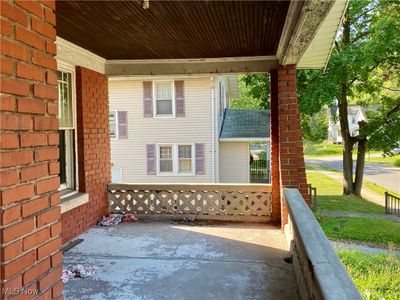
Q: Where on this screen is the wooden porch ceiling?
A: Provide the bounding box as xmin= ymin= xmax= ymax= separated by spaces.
xmin=55 ymin=1 xmax=290 ymax=60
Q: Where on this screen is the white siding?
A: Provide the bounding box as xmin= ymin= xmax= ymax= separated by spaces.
xmin=219 ymin=142 xmax=249 ymax=183
xmin=109 ymin=77 xmax=213 ymax=183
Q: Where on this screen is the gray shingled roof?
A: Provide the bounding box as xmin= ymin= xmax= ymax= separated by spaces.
xmin=219 ymin=109 xmax=270 ymax=139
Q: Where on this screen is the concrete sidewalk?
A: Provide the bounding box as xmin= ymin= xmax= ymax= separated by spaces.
xmin=63 ymin=222 xmax=298 ymax=300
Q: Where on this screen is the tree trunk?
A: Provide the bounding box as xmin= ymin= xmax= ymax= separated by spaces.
xmin=354 ymin=137 xmax=367 ymax=196
xmin=338 ymin=96 xmax=354 ymax=195
xmin=338 ymin=11 xmax=355 ymax=195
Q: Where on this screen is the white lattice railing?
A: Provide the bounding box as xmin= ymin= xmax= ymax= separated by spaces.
xmin=108 ymin=183 xmax=272 ymax=220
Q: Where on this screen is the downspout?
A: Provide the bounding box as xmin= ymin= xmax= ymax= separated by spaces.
xmin=211 ymin=77 xmax=216 ymax=183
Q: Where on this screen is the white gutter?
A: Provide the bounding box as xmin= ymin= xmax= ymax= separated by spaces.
xmin=211 ymin=77 xmax=216 ymax=183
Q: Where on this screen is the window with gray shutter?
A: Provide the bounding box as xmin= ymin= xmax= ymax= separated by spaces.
xmin=117 ymin=111 xmax=128 ymax=139
xmin=146 ymin=144 xmax=156 ymax=175
xmin=175 ymin=80 xmax=185 ymax=117
xmin=195 ymin=143 xmax=205 ymax=175
xmin=143 ymin=81 xmax=153 ymax=117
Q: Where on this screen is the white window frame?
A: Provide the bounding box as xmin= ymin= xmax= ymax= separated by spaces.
xmin=157 ymin=144 xmax=174 ymax=175
xmin=156 ymin=143 xmax=195 ymax=176
xmin=153 ymin=80 xmax=175 ymax=118
xmin=177 ymin=144 xmax=195 ymax=175
xmin=109 ymin=110 xmax=118 ymax=140
xmin=57 ymin=61 xmax=79 ymax=197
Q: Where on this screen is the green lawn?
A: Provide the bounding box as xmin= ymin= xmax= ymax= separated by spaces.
xmin=303 ymin=141 xmax=383 ymax=158
xmin=307 ymin=171 xmax=383 ymax=214
xmin=337 ymin=250 xmax=400 ymax=300
xmin=321 ymin=217 xmax=400 ymax=246
xmin=304 ymin=142 xmax=343 ymax=157
xmin=364 ymin=180 xmax=400 ymax=198
xmin=365 ymin=154 xmax=400 ymax=168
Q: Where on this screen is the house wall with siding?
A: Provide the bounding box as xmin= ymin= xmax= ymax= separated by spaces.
xmin=109 ymin=77 xmax=214 ymax=183
xmin=219 ymin=142 xmax=249 ymax=183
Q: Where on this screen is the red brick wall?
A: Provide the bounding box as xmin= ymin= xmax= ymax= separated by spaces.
xmin=0 ymin=1 xmax=63 ymax=299
xmin=277 ymin=65 xmax=309 ymax=206
xmin=270 ymin=69 xmax=281 ymax=225
xmin=270 ymin=65 xmax=309 ymax=225
xmin=61 ymin=66 xmax=111 ymax=244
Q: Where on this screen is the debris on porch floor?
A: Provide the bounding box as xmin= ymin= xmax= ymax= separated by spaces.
xmin=63 ymin=222 xmax=298 ymax=300
xmin=97 ymin=213 xmax=138 ymax=226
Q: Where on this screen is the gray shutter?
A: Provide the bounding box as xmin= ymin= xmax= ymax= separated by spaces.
xmin=175 ymin=80 xmax=185 ymax=117
xmin=118 ymin=111 xmax=128 ymax=139
xmin=143 ymin=81 xmax=153 ymax=117
xmin=195 ymin=143 xmax=205 ymax=175
xmin=146 ymin=144 xmax=156 ymax=175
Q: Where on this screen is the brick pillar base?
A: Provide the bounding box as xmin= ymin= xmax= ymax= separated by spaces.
xmin=270 ymin=65 xmax=309 ymax=226
xmin=1 ymin=1 xmax=63 ymax=298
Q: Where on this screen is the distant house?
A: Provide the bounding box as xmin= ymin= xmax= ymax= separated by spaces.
xmin=109 ymin=76 xmax=271 ymax=184
xmin=328 ymin=105 xmax=379 ymax=143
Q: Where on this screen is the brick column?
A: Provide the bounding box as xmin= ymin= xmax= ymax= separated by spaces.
xmin=60 ymin=66 xmax=111 ymax=244
xmin=270 ymin=69 xmax=281 ymax=225
xmin=1 ymin=1 xmax=63 ymax=299
xmin=271 ymin=65 xmax=309 ymax=225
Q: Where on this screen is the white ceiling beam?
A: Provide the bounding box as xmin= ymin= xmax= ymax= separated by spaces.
xmin=105 ymin=56 xmax=278 ymax=76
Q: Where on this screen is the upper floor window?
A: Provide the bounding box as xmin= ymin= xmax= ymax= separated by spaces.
xmin=154 ymin=81 xmax=174 ymax=117
xmin=58 ymin=69 xmax=76 ymax=195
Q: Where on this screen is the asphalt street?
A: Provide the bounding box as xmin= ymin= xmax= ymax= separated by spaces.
xmin=305 ymin=156 xmax=400 ymax=195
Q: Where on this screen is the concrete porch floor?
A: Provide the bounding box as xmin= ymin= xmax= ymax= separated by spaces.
xmin=63 ymin=221 xmax=298 ymax=300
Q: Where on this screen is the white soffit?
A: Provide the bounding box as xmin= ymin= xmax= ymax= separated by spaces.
xmin=298 ymin=0 xmax=348 ymax=69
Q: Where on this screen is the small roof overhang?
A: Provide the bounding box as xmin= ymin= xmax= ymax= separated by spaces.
xmin=219 ymin=109 xmax=270 ymax=141
xmin=298 ymin=0 xmax=348 ymax=69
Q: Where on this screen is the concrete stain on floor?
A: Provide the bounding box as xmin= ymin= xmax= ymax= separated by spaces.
xmin=63 ymin=222 xmax=298 ymax=300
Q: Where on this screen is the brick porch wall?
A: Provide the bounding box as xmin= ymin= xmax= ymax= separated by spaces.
xmin=0 ymin=0 xmax=63 ymax=299
xmin=61 ymin=66 xmax=111 ymax=244
xmin=270 ymin=65 xmax=309 ymax=225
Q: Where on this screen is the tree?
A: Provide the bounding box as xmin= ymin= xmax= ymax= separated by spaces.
xmin=301 ymin=108 xmax=329 ymax=142
xmin=297 ymin=0 xmax=400 ymax=195
xmin=230 ymin=74 xmax=270 ymax=110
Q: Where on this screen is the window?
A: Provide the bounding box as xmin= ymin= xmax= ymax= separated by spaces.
xmin=159 ymin=145 xmax=173 ymax=173
xmin=178 ymin=145 xmax=192 ymax=173
xmin=157 ymin=144 xmax=194 ymax=175
xmin=109 ymin=111 xmax=117 ymax=139
xmin=58 ymin=69 xmax=76 ymax=194
xmin=154 ymin=81 xmax=174 ymax=117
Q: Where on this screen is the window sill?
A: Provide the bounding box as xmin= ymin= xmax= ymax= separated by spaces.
xmin=60 ymin=192 xmax=89 ymax=214
xmin=157 ymin=173 xmax=196 ymax=177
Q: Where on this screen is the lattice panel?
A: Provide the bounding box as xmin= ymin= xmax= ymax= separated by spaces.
xmin=108 ymin=184 xmax=272 ymax=217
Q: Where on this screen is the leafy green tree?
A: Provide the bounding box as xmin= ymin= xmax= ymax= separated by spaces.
xmin=301 ymin=108 xmax=329 ymax=142
xmin=231 ymin=74 xmax=270 ymax=110
xmin=297 ymin=0 xmax=400 ymax=195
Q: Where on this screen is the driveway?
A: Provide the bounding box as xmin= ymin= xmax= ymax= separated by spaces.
xmin=305 ymin=156 xmax=400 ymax=194
xmin=63 ymin=222 xmax=298 ymax=300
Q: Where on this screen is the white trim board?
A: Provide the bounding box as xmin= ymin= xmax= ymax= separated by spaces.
xmin=56 ymin=37 xmax=106 ymax=74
